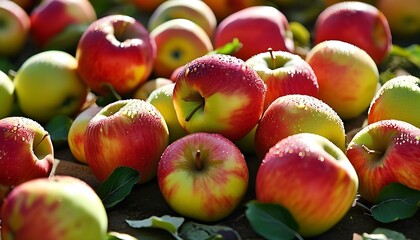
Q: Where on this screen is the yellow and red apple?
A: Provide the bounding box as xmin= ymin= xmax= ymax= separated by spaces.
xmin=132 ymin=77 xmax=174 ymax=100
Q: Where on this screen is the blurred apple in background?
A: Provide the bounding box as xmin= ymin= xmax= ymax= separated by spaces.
xmin=313 ymin=1 xmax=392 ymax=64
xmin=246 ymin=49 xmax=319 ymax=110
xmin=0 ymin=0 xmax=30 ymax=56
xmin=346 ymin=120 xmax=420 ymax=203
xmin=13 ymin=50 xmax=88 ymax=123
xmin=0 ymin=70 xmax=15 ymax=119
xmin=256 ymin=133 xmax=358 ymax=237
xmin=305 ymin=40 xmax=379 ymax=120
xmin=202 ymin=0 xmax=262 ymax=22
xmin=76 ymin=14 xmax=156 ymax=96
xmin=129 ymin=0 xmax=165 ymax=13
xmin=10 ymin=0 xmax=38 ymax=12
xmin=148 ymin=0 xmax=217 ymax=37
xmin=132 ymin=77 xmax=173 ymax=100
xmin=0 ymin=116 xmax=54 ymax=187
xmin=158 ymin=132 xmax=249 ymax=222
xmin=30 ymin=0 xmax=97 ymax=52
xmin=255 ymin=94 xmax=346 ymax=160
xmin=150 ymin=18 xmax=213 ymax=79
xmin=1 ymin=176 xmax=108 ymax=240
xmin=377 ymin=0 xmax=420 ymax=38
xmin=85 ymin=99 xmax=169 ymax=184
xmin=146 ymin=83 xmax=188 ymax=143
xmin=368 ymin=75 xmax=420 ymax=128
xmin=173 ymin=54 xmax=266 ymax=142
xmin=67 ymin=104 xmax=102 ymax=164
xmin=214 ymin=6 xmax=294 ymax=61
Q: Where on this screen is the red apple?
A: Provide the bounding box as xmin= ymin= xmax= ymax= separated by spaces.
xmin=0 ymin=116 xmax=54 ymax=187
xmin=346 ymin=119 xmax=420 ymax=203
xmin=158 ymin=132 xmax=249 ymax=222
xmin=173 ymin=54 xmax=267 ymax=142
xmin=254 ymin=94 xmax=346 ymax=160
xmin=246 ymin=49 xmax=319 ymax=110
xmin=30 ymin=0 xmax=97 ymax=50
xmin=256 ymin=133 xmax=358 ymax=237
xmin=1 ymin=176 xmax=108 ymax=240
xmin=202 ymin=0 xmax=263 ymax=22
xmin=76 ymin=14 xmax=156 ymax=96
xmin=213 ymin=5 xmax=294 ymax=61
xmin=84 ymin=99 xmax=169 ymax=184
xmin=313 ymin=1 xmax=392 ymax=64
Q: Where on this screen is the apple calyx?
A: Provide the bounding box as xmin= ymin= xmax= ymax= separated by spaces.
xmin=183 ymin=92 xmax=205 ymax=122
xmin=194 ymin=149 xmax=203 ymax=171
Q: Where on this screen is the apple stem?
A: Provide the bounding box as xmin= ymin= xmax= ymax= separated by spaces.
xmin=194 ymin=150 xmax=203 ymax=171
xmin=268 ymin=48 xmax=276 ymax=69
xmin=185 ymin=100 xmax=204 ymax=122
xmin=361 ymin=144 xmax=383 ymax=156
xmin=34 ymin=133 xmax=49 ymax=151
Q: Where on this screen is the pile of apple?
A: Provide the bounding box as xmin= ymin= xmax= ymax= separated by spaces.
xmin=1 ymin=0 xmax=420 ymax=239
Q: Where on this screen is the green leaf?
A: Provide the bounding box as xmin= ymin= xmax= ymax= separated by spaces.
xmin=179 ymin=221 xmax=241 ymax=240
xmin=376 ymin=182 xmax=420 ymax=203
xmin=96 ymin=166 xmax=140 ymax=209
xmin=126 ymin=215 xmax=185 ymax=240
xmin=106 ymin=231 xmax=138 ymax=240
xmin=245 ymin=200 xmax=302 ymax=240
xmin=43 ymin=115 xmax=73 ymax=148
xmin=208 ymin=38 xmax=242 ymax=56
xmin=362 ymin=228 xmax=407 ymax=240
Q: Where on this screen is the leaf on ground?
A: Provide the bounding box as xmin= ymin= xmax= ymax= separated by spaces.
xmin=126 ymin=215 xmax=185 ymax=240
xmin=361 ymin=227 xmax=407 ymax=240
xmin=96 ymin=166 xmax=140 ymax=209
xmin=179 ymin=221 xmax=241 ymax=240
xmin=44 ymin=115 xmax=73 ymax=148
xmin=245 ymin=200 xmax=302 ymax=240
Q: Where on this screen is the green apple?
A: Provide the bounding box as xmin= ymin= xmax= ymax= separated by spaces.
xmin=13 ymin=50 xmax=89 ymax=123
xmin=132 ymin=77 xmax=174 ymax=100
xmin=0 ymin=70 xmax=14 ymax=119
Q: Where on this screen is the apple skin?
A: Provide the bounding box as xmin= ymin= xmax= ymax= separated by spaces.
xmin=202 ymin=0 xmax=262 ymax=22
xmin=173 ymin=54 xmax=267 ymax=142
xmin=0 ymin=70 xmax=15 ymax=119
xmin=214 ymin=6 xmax=294 ymax=61
xmin=305 ymin=40 xmax=379 ymax=120
xmin=256 ymin=133 xmax=358 ymax=237
xmin=1 ymin=176 xmax=108 ymax=240
xmin=368 ymin=75 xmax=420 ymax=128
xmin=128 ymin=0 xmax=165 ymax=12
xmin=76 ymin=14 xmax=156 ymax=96
xmin=150 ymin=18 xmax=213 ymax=79
xmin=84 ymin=99 xmax=169 ymax=184
xmin=377 ymin=0 xmax=420 ymax=37
xmin=313 ymin=1 xmax=392 ymax=64
xmin=0 ymin=0 xmax=30 ymax=56
xmin=132 ymin=77 xmax=174 ymax=100
xmin=0 ymin=116 xmax=54 ymax=187
xmin=254 ymin=94 xmax=346 ymax=160
xmin=148 ymin=0 xmax=217 ymax=37
xmin=67 ymin=104 xmax=102 ymax=164
xmin=30 ymin=0 xmax=96 ymax=49
xmin=13 ymin=50 xmax=89 ymax=123
xmin=146 ymin=83 xmax=188 ymax=143
xmin=246 ymin=50 xmax=319 ymax=110
xmin=157 ymin=132 xmax=249 ymax=222
xmin=346 ymin=119 xmax=420 ymax=203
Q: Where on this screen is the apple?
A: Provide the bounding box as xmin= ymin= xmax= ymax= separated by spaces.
xmin=256 ymin=133 xmax=359 ymax=237
xmin=202 ymin=0 xmax=262 ymax=22
xmin=173 ymin=53 xmax=267 ymax=142
xmin=0 ymin=116 xmax=54 ymax=187
xmin=150 ymin=18 xmax=213 ymax=79
xmin=157 ymin=132 xmax=249 ymax=222
xmin=147 ymin=0 xmax=217 ymax=37
xmin=0 ymin=0 xmax=30 ymax=56
xmin=0 ymin=184 xmax=11 ymax=208
xmin=346 ymin=119 xmax=420 ymax=203
xmin=213 ymin=5 xmax=294 ymax=61
xmin=367 ymin=75 xmax=420 ymax=128
xmin=246 ymin=49 xmax=319 ymax=110
xmin=305 ymin=40 xmax=379 ymax=120
xmin=234 ymin=124 xmax=258 ymax=156
xmin=29 ymin=0 xmax=96 ymax=51
xmin=132 ymin=77 xmax=174 ymax=100
xmin=76 ymin=14 xmax=156 ymax=96
xmin=0 ymin=70 xmax=14 ymax=119
xmin=377 ymin=0 xmax=420 ymax=37
xmin=1 ymin=176 xmax=108 ymax=240
xmin=128 ymin=0 xmax=165 ymax=13
xmin=313 ymin=1 xmax=392 ymax=64
xmin=254 ymin=94 xmax=346 ymax=160
xmin=13 ymin=50 xmax=88 ymax=123
xmin=84 ymin=99 xmax=169 ymax=184
xmin=67 ymin=104 xmax=102 ymax=164
xmin=146 ymin=83 xmax=188 ymax=143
